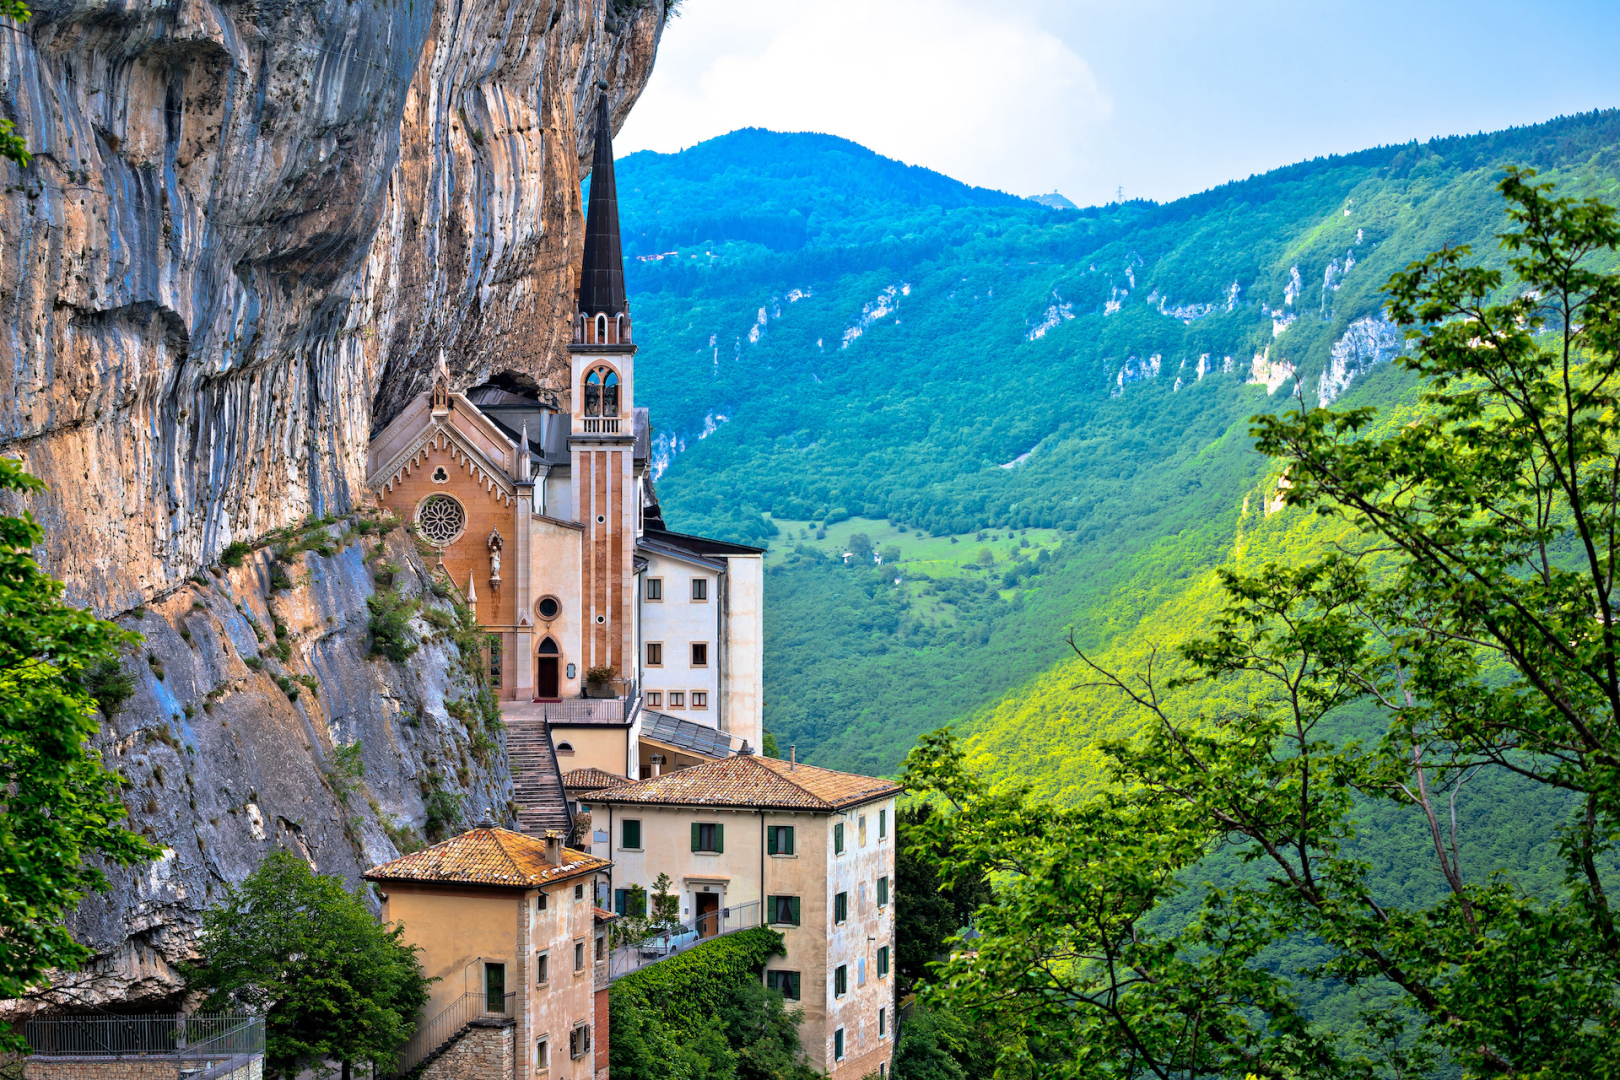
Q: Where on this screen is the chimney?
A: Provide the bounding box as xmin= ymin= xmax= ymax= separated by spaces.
xmin=544 ymin=830 xmax=563 ymax=867
xmin=650 ymin=754 xmax=663 ymax=777
xmin=789 ymin=745 xmax=796 ymax=771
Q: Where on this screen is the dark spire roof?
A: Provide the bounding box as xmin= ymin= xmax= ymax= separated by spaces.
xmin=578 ymin=92 xmax=626 ymax=317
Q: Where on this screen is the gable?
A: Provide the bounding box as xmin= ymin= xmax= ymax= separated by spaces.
xmin=368 ymin=400 xmax=520 ymax=508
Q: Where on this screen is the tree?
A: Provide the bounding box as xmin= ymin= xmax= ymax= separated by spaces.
xmin=0 ymin=0 xmax=30 ymax=167
xmin=890 ymin=999 xmax=999 ymax=1080
xmin=894 ymin=804 xmax=990 ymax=992
xmin=849 ymin=533 xmax=875 ymax=563
xmin=881 ymin=545 xmax=902 ymax=565
xmin=901 ymin=171 xmax=1620 ymax=1078
xmin=188 ymin=852 xmax=431 ymax=1080
xmin=0 ymin=458 xmax=154 ymax=1033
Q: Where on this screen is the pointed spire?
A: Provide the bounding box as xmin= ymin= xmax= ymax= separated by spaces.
xmin=518 ymin=420 xmax=531 ymax=482
xmin=578 ymin=89 xmax=626 ymax=317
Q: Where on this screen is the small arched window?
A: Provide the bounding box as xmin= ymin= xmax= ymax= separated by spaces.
xmin=583 ymin=366 xmax=619 ymax=418
xmin=595 ymin=313 xmax=608 ymax=342
xmin=539 ymin=637 xmax=559 ymax=655
xmin=556 ymin=741 xmax=575 ymax=755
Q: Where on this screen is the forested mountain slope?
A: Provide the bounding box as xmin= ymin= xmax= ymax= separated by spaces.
xmin=620 ymin=113 xmax=1620 ymax=774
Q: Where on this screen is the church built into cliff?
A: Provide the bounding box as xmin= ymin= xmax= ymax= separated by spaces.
xmin=365 ymin=96 xmax=763 ymax=802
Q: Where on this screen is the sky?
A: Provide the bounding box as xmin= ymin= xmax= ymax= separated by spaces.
xmin=616 ymin=0 xmax=1620 ymax=209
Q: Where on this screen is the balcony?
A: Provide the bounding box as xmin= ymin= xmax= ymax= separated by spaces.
xmin=502 ymin=686 xmax=641 ymax=726
xmin=23 ymin=1013 xmax=265 ymax=1080
xmin=608 ymin=900 xmax=762 ymax=981
xmin=581 ymin=417 xmax=620 ymax=434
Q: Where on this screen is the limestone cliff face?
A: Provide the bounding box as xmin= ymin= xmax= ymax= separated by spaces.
xmin=0 ymin=0 xmax=661 ymax=1014
xmin=53 ymin=521 xmax=519 ymax=1012
xmin=0 ymin=0 xmax=663 ymax=614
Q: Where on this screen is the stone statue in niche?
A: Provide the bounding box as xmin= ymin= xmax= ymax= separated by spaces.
xmin=487 ymin=529 xmax=503 ymax=585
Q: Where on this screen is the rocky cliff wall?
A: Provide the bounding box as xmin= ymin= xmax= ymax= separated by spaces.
xmin=49 ymin=518 xmax=517 ymax=1012
xmin=0 ymin=0 xmax=663 ymax=614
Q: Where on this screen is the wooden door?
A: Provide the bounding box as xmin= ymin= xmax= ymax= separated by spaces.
xmin=537 ymin=657 xmax=559 ymax=699
xmin=696 ymin=893 xmax=720 ymax=938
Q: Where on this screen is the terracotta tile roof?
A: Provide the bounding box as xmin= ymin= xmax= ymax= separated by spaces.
xmin=364 ymin=827 xmax=610 ymax=888
xmin=562 ymin=767 xmax=627 ymax=791
xmin=593 ymin=906 xmax=618 ymax=922
xmin=588 ymin=754 xmax=901 ymax=811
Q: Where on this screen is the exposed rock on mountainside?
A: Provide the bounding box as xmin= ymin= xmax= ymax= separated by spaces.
xmin=0 ymin=0 xmax=664 ymax=614
xmin=52 ymin=520 xmax=511 ymax=1012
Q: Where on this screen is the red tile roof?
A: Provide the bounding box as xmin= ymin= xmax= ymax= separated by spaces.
xmin=562 ymin=767 xmax=628 ymax=791
xmin=588 ymin=754 xmax=900 ymax=811
xmin=364 ymin=827 xmax=610 ymax=888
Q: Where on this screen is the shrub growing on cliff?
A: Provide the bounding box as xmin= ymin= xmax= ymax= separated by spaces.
xmin=188 ymin=851 xmax=429 ymax=1080
xmin=366 ymin=591 xmax=418 ymax=663
xmin=0 ymin=457 xmax=157 ymax=1041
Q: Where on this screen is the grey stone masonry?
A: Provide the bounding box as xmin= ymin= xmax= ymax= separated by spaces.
xmin=418 ymin=1019 xmax=514 ymax=1080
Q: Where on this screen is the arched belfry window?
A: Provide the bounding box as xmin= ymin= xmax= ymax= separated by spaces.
xmin=595 ymin=313 xmax=608 ymax=342
xmin=583 ymin=367 xmax=619 ymax=418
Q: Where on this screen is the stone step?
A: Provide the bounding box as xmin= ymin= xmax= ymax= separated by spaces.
xmin=504 ymin=718 xmax=572 ymax=837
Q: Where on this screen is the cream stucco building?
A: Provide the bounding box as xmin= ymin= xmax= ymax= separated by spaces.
xmin=366 ymin=827 xmax=614 ymax=1080
xmin=586 ymin=755 xmax=901 ymax=1080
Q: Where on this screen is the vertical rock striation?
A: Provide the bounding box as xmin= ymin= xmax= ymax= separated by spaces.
xmin=0 ymin=0 xmax=663 ymax=613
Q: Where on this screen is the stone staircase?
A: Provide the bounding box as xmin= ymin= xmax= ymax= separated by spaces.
xmin=504 ymin=718 xmax=574 ymax=838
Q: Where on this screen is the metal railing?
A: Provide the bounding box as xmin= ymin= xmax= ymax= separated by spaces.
xmin=396 ymin=991 xmax=514 ymax=1076
xmin=25 ymin=1014 xmax=263 ymax=1080
xmin=528 ymin=689 xmax=638 ymax=724
xmin=609 ymin=900 xmax=762 ymax=980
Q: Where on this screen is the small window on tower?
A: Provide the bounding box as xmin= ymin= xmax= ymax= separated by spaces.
xmin=584 ymin=369 xmax=602 ymax=416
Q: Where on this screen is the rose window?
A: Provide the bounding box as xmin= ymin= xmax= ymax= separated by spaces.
xmin=416 ymin=494 xmax=466 ymax=545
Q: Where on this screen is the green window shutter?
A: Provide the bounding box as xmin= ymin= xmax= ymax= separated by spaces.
xmin=785 ymin=826 xmax=795 ymax=855
xmin=767 ymin=827 xmax=778 ymax=855
xmin=767 ymin=895 xmax=777 ymax=922
xmin=623 ymin=820 xmax=640 ymax=849
xmin=879 ymin=946 xmax=889 ymax=976
xmin=878 ymin=875 xmax=888 ymax=906
xmin=714 ymin=823 xmax=724 ymax=853
xmin=790 ymin=896 xmax=801 ymax=925
xmin=834 ymin=822 xmax=844 ymax=854
xmin=690 ymin=822 xmax=700 ymax=851
xmin=790 ymin=971 xmax=801 ymax=1000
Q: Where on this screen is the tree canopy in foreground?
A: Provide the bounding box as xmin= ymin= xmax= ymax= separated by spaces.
xmin=903 ymin=169 xmax=1620 ymax=1078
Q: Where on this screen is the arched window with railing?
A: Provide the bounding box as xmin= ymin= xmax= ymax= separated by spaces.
xmin=582 ymin=366 xmax=620 ymax=432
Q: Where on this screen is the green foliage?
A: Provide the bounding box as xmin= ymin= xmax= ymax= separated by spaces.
xmin=219 ymin=540 xmax=253 ymax=568
xmin=621 ymin=112 xmax=1620 ymax=775
xmin=0 ymin=458 xmax=156 ymax=1038
xmin=187 ymin=851 xmax=430 ymax=1080
xmin=367 ymin=591 xmax=419 ymax=663
xmin=901 ymin=174 xmax=1620 ymax=1078
xmin=327 ymin=742 xmax=365 ymax=805
xmin=74 ymin=656 xmax=135 ymax=718
xmin=422 ymin=786 xmax=463 ymax=842
xmin=891 ymin=999 xmax=999 ymax=1080
xmin=612 ymin=873 xmax=681 ymax=948
xmin=610 ymin=928 xmax=813 ymax=1080
xmin=894 ymin=804 xmax=990 ymax=993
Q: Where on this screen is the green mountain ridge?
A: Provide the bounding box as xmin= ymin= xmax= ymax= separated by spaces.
xmin=620 ymin=109 xmax=1620 ymax=776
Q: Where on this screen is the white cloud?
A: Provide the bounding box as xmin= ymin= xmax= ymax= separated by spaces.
xmin=618 ymin=0 xmax=1112 ymax=198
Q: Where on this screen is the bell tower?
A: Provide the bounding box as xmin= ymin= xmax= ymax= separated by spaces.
xmin=570 ymin=88 xmax=637 ymax=680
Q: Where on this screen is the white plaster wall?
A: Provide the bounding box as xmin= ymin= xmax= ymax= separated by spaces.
xmin=721 ymin=554 xmax=764 ymax=750
xmin=822 ymin=797 xmax=897 ymax=1079
xmin=529 ymin=518 xmax=584 ymax=699
xmin=638 ymin=552 xmax=722 ymax=723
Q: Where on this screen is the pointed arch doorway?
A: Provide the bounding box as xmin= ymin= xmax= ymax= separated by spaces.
xmin=537 ymin=637 xmax=561 ymax=700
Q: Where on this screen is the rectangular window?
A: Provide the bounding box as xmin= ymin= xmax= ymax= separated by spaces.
xmin=692 ymin=691 xmax=708 ymax=708
xmin=768 ymin=895 xmax=801 ymax=926
xmin=536 ymin=951 xmax=549 ymax=985
xmin=879 ymin=1007 xmax=887 ymax=1038
xmin=834 ymin=891 xmax=848 ymax=924
xmin=834 ymin=1027 xmax=845 ymax=1061
xmin=574 ymin=940 xmax=585 ymax=972
xmin=877 ymin=875 xmax=889 ymax=907
xmin=834 ymin=965 xmax=847 ymax=997
xmin=691 ymin=577 xmax=708 ymax=601
xmin=690 ymin=642 xmax=708 ymax=666
xmin=647 ymin=691 xmax=662 ymax=708
xmin=858 ymin=957 xmax=867 ymax=986
xmin=646 ymin=642 xmax=663 ymax=666
xmin=767 ymin=825 xmax=795 ymax=855
xmin=859 ymin=815 xmax=867 ymax=846
xmin=646 ymin=578 xmax=662 ymax=601
xmin=484 ymin=963 xmax=505 ymax=1012
xmin=691 ymin=822 xmax=724 ymax=853
xmin=537 ymin=891 xmax=548 ymax=911
xmin=622 ymin=819 xmax=642 ymax=849
xmin=878 ymin=945 xmax=890 ymax=978
xmin=614 ymin=888 xmax=628 ymax=916
xmin=668 ymin=691 xmax=685 ymax=708
xmin=764 ymin=970 xmax=801 ymax=1000
xmin=569 ymin=1025 xmax=591 ymax=1059
xmin=488 ymin=636 xmax=502 ymax=688
xmin=595 ymin=934 xmax=605 ymax=964
xmin=574 ymin=883 xmax=584 ymax=901
xmin=879 ymin=807 xmax=887 ymax=840
xmin=834 ymin=822 xmax=845 ymax=855
xmin=536 ymin=1037 xmax=548 ymax=1072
